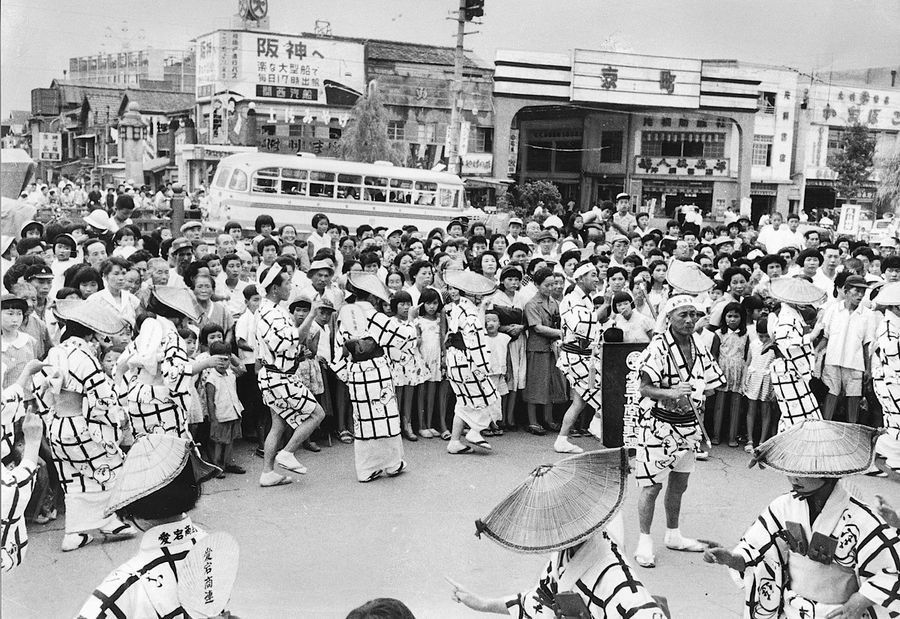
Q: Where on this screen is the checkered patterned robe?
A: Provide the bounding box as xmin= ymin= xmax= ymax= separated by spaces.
xmin=76 ymin=517 xmax=205 ymax=619
xmin=504 ymin=531 xmax=664 ymax=618
xmin=1 ymin=459 xmax=37 ymax=573
xmin=872 ymin=312 xmax=900 ymax=439
xmin=557 ymin=286 xmax=603 ymax=409
xmin=446 ymin=297 xmax=499 ymax=431
xmin=733 ymin=479 xmax=900 ymax=618
xmin=634 ymin=329 xmax=724 ymax=487
xmin=35 ymin=338 xmax=125 ymax=495
xmin=770 ymin=305 xmax=822 ymax=432
xmin=123 ymin=316 xmax=193 ymax=438
xmin=1 ymin=384 xmax=25 ymax=460
xmin=256 ymin=299 xmax=318 ymax=426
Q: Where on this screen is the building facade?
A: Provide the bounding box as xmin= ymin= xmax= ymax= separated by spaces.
xmin=67 ymin=49 xmax=195 ymax=92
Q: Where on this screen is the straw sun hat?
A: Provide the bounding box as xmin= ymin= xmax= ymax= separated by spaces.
xmin=152 ymin=286 xmax=201 ymax=321
xmin=474 ymin=448 xmax=629 ymax=554
xmin=666 ymin=260 xmax=713 ymax=295
xmin=443 ymin=269 xmax=497 ymax=297
xmin=750 ymin=419 xmax=880 ymax=478
xmin=53 ymin=299 xmax=127 ymax=335
xmin=769 ymin=277 xmax=827 ymax=306
xmin=347 ymin=271 xmax=391 ymax=303
xmin=105 ymin=434 xmax=221 ymax=517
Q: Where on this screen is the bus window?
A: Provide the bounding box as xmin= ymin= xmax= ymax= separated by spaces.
xmin=389 ymin=178 xmax=414 ymax=204
xmin=252 ymin=168 xmax=278 ymax=193
xmin=228 ymin=169 xmax=248 ymax=192
xmin=281 ymin=168 xmax=308 ymax=195
xmin=364 ymin=176 xmax=388 ymax=201
xmin=214 ymin=167 xmax=232 ymax=189
xmin=438 ymin=188 xmax=457 ymax=208
xmin=337 ymin=174 xmax=362 ymax=200
xmin=309 ymin=171 xmax=335 ymax=198
xmin=414 ymin=181 xmax=437 ymax=206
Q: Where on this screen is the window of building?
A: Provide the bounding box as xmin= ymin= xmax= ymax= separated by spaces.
xmin=526 ymin=127 xmax=583 ymax=174
xmin=387 ymin=121 xmax=405 ymax=141
xmin=417 ymin=123 xmax=438 ymax=143
xmin=640 ymin=132 xmax=726 ymax=159
xmin=696 ymin=120 xmax=707 ymax=128
xmin=760 ymin=92 xmax=776 ymax=114
xmin=599 ymin=130 xmax=623 ymax=163
xmin=329 ymin=127 xmax=342 ymax=140
xmin=782 ymin=111 xmax=790 ymax=121
xmin=678 ymin=118 xmax=689 ymax=128
xmin=752 ymin=135 xmax=773 ymax=166
xmin=259 ymin=124 xmax=276 ymax=136
xmin=471 ymin=127 xmax=494 ymax=153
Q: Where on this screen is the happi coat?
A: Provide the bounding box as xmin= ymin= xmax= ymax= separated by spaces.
xmin=731 ymin=479 xmax=900 ymax=619
xmin=504 ymin=531 xmax=666 ymax=619
xmin=1 ymin=385 xmax=37 ymax=573
xmin=557 ymin=285 xmax=603 ymax=409
xmin=770 ymin=305 xmax=822 ymax=432
xmin=76 ymin=516 xmax=206 ymax=619
xmin=634 ymin=329 xmax=724 ymax=487
xmin=446 ymin=296 xmax=499 ymax=431
xmin=871 ymin=310 xmax=900 ymax=469
xmin=122 ymin=316 xmax=194 ymax=438
xmin=256 ymin=298 xmax=318 ymax=427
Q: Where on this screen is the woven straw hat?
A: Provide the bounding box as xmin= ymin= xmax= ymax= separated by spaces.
xmin=770 ymin=277 xmax=827 ymax=305
xmin=152 ymin=286 xmax=201 ymax=321
xmin=443 ymin=268 xmax=497 ymax=296
xmin=474 ymin=448 xmax=628 ymax=554
xmin=666 ymin=260 xmax=713 ymax=294
xmin=347 ymin=271 xmax=391 ymax=303
xmin=53 ymin=299 xmax=127 ymax=335
xmin=750 ymin=420 xmax=880 ymax=478
xmin=104 ymin=434 xmax=221 ymax=516
xmin=874 ymin=282 xmax=900 ymax=307
xmin=178 ymin=532 xmax=240 ymax=618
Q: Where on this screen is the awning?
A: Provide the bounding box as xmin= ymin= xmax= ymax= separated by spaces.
xmin=464 ymin=177 xmax=514 ymax=187
xmin=144 ymin=156 xmax=171 ymax=173
xmin=74 ymin=134 xmax=96 ymax=139
xmin=98 ymin=162 xmax=125 ymax=170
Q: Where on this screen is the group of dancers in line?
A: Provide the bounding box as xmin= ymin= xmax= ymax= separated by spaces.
xmin=3 ymin=233 xmax=900 ymax=617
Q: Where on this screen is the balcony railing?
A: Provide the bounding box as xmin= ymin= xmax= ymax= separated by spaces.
xmin=634 ymin=156 xmax=730 ymax=177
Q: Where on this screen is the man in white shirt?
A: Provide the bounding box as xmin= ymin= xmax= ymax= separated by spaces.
xmin=756 ymin=212 xmax=797 ymax=254
xmin=166 ymin=238 xmax=194 ymax=289
xmin=814 ymin=244 xmax=840 ymax=292
xmin=299 ymin=260 xmax=343 ymax=311
xmin=816 ymin=275 xmax=874 ymax=424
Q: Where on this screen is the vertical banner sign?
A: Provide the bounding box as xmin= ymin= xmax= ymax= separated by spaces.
xmin=458 ymin=121 xmax=471 ymax=156
xmin=38 ymin=132 xmax=62 ymax=161
xmin=600 ymin=343 xmax=647 ymax=448
xmin=508 ymin=129 xmax=519 ymax=177
xmin=837 ymin=204 xmax=862 ymax=237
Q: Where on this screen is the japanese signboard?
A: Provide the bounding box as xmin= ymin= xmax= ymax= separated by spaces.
xmin=837 ymin=203 xmax=863 ymax=237
xmin=571 ymin=50 xmax=701 ymax=109
xmin=37 ymin=132 xmax=61 ymax=161
xmin=195 ymin=30 xmax=365 ymax=106
xmin=461 ymin=153 xmax=493 ymax=176
xmin=258 ymin=135 xmax=342 ymax=157
xmin=811 ymin=83 xmax=900 ymax=130
xmin=508 ymin=129 xmax=519 ymax=177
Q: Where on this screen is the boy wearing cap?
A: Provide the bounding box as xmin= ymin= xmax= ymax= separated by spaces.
xmin=611 ymin=193 xmax=637 ymax=234
xmin=817 ymin=275 xmax=874 ymax=424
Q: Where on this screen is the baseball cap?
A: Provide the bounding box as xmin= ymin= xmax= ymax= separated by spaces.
xmin=843 ymin=275 xmax=870 ymax=290
xmin=508 ymin=217 xmax=524 ymax=226
xmin=171 ymin=237 xmax=194 ymax=254
xmin=615 ymin=192 xmax=630 ymax=201
xmin=180 ymin=220 xmax=202 ymax=233
xmin=24 ymin=264 xmax=53 ymax=280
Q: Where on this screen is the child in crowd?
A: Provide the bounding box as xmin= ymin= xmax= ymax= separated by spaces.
xmin=100 ymin=343 xmax=132 ymax=450
xmin=111 ymin=227 xmax=137 ymax=259
xmin=483 ymin=309 xmax=511 ymax=436
xmin=235 ymin=285 xmax=266 ymax=452
xmin=179 ymin=328 xmax=206 ymax=451
xmin=205 ymin=341 xmax=246 ymax=476
xmin=1 ymin=294 xmax=39 ymax=391
xmin=389 ymin=291 xmax=427 ymax=441
xmin=290 ymin=297 xmax=325 ymax=451
xmin=710 ymin=302 xmax=750 ymax=447
xmin=743 ymin=320 xmax=775 ymax=452
xmin=413 ymin=288 xmax=448 ymax=439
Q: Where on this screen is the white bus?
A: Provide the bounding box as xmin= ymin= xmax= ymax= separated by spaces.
xmin=206 ymin=152 xmax=477 ymax=234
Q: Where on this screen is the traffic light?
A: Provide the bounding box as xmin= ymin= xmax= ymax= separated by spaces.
xmin=464 ymin=0 xmax=484 ymax=21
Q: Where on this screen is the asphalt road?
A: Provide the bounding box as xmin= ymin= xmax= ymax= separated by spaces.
xmin=4 ymin=432 xmax=898 ymax=618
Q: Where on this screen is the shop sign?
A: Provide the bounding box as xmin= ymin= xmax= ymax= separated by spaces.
xmin=812 ymin=84 xmax=900 ymax=130
xmin=572 ymin=50 xmax=701 ymax=109
xmin=461 ymin=153 xmax=493 ymax=176
xmin=634 ymin=156 xmax=729 ymax=177
xmin=38 ymin=132 xmax=61 ymax=161
xmin=837 ymin=204 xmax=863 ymax=236
xmin=195 ymin=30 xmax=365 ymax=107
xmin=508 ymin=129 xmax=519 ymax=177
xmin=259 ymin=136 xmax=341 ymax=157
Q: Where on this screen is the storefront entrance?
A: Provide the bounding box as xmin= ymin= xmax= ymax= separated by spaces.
xmin=641 ymin=180 xmax=713 ymax=219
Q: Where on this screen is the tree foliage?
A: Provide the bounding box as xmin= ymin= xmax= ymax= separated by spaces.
xmin=337 ymin=80 xmax=404 ymax=165
xmin=876 ymin=153 xmax=900 ymax=215
xmin=503 ymin=181 xmax=562 ymax=219
xmin=828 ymin=122 xmax=876 ymax=199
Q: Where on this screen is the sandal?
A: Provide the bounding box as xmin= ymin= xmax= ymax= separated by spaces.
xmin=634 ymin=551 xmax=656 ymax=568
xmin=440 ymin=430 xmax=452 ymax=441
xmin=526 ymin=424 xmax=546 ymax=436
xmin=338 ymin=431 xmax=354 ymax=444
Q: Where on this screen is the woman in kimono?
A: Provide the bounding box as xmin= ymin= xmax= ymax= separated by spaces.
xmin=333 ymin=272 xmax=417 ymax=482
xmin=33 ymin=298 xmax=135 ymax=552
xmin=871 ymin=282 xmax=900 ymax=472
xmin=768 ymin=278 xmax=825 ymax=432
xmin=76 ymin=434 xmax=226 ymax=619
xmin=448 ymin=448 xmax=666 ymax=618
xmin=442 ymin=269 xmax=501 ymax=455
xmin=704 ymin=420 xmax=900 ymax=619
xmin=119 ymin=286 xmax=223 ymax=439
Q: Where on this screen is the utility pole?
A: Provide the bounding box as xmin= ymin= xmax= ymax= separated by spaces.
xmin=447 ymin=0 xmax=467 ymax=177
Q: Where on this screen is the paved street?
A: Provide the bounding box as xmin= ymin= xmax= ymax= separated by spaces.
xmin=4 ymin=432 xmax=897 ymax=618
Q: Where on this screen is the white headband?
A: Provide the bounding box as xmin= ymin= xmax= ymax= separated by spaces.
xmin=662 ymin=294 xmax=699 ymax=316
xmin=260 ymin=262 xmax=283 ymax=291
xmin=573 ymin=262 xmax=596 ymax=280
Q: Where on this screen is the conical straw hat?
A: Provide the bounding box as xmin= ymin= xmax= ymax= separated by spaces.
xmin=873 ymin=281 xmax=900 ymax=307
xmin=443 ymin=268 xmax=497 ymax=296
xmin=770 ymin=277 xmax=827 ymax=305
xmin=54 ymin=299 xmax=127 ymax=335
xmin=666 ymin=260 xmax=713 ymax=295
xmin=152 ymin=286 xmax=201 ymax=321
xmin=178 ymin=532 xmax=240 ymax=618
xmin=346 ymin=271 xmax=391 ymax=303
xmin=474 ymin=448 xmax=628 ymax=554
xmin=750 ymin=420 xmax=880 ymax=478
xmin=104 ymin=434 xmax=221 ymax=516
